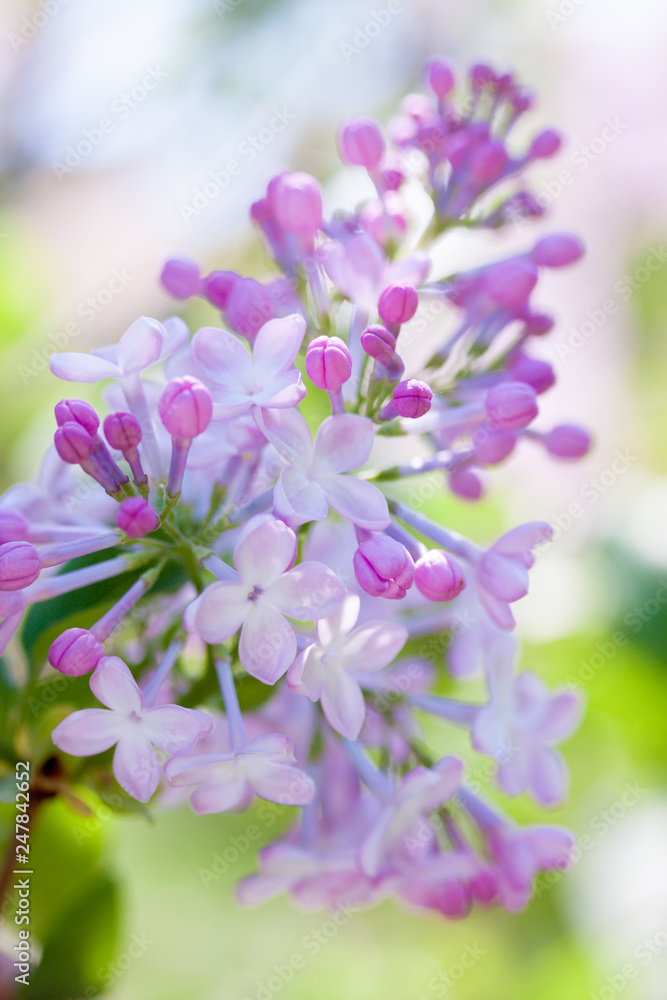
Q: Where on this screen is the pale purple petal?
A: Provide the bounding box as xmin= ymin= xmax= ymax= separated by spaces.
xmin=113 ymin=728 xmax=161 ymax=802
xmin=529 ymin=747 xmax=568 ymax=806
xmin=321 ymin=668 xmax=367 ymax=740
xmin=234 ymin=515 xmax=297 ymax=588
xmin=51 ymin=708 xmax=124 ymax=756
xmin=190 ymin=775 xmax=252 ymax=814
xmin=311 ymin=414 xmax=376 ymax=475
xmin=260 ymin=371 xmax=307 ymax=409
xmin=317 ymin=474 xmax=389 ymax=530
xmin=315 ymin=590 xmax=360 ymax=646
xmin=274 ymin=467 xmax=328 ymax=527
xmin=192 ymin=582 xmax=249 ymax=644
xmin=142 ymin=705 xmax=211 ymax=754
xmin=50 ymin=352 xmax=122 ymax=382
xmin=252 ymin=315 xmax=306 ymax=376
xmin=242 ymin=756 xmax=315 ymax=805
xmin=478 ymin=552 xmax=529 ymax=602
xmin=239 ymin=599 xmax=296 ymax=684
xmin=385 ymin=252 xmax=430 ymax=288
xmin=254 ymin=406 xmax=313 ymax=464
xmin=286 ymin=646 xmax=324 ymax=701
xmin=266 ymin=561 xmax=345 ymax=621
xmin=340 ymin=621 xmax=407 ymax=672
xmin=160 ymin=316 xmax=190 ymax=358
xmin=493 ymin=522 xmax=553 ymax=562
xmin=193 ymin=326 xmax=253 ymax=385
xmin=163 ymin=751 xmax=233 ymax=786
xmin=90 ymin=656 xmax=143 ymax=713
xmin=540 ymin=690 xmax=583 ymax=741
xmin=116 ymin=317 xmax=165 ymax=373
xmin=478 ymin=588 xmax=516 ymax=630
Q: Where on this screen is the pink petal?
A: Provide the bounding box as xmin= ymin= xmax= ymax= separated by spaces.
xmin=116 ymin=317 xmax=165 ymax=374
xmin=192 ymin=582 xmax=249 ymax=644
xmin=317 ymin=474 xmax=389 ymax=530
xmin=274 ymin=467 xmax=328 ymax=527
xmin=234 ymin=515 xmax=297 ymax=588
xmin=113 ymin=729 xmax=161 ymax=802
xmin=193 ymin=326 xmax=253 ymax=386
xmin=266 ymin=561 xmax=345 ymax=621
xmin=142 ymin=705 xmax=211 ymax=754
xmin=239 ymin=599 xmax=296 ymax=684
xmin=90 ymin=656 xmax=143 ymax=713
xmin=311 ymin=414 xmax=376 ymax=475
xmin=252 ymin=315 xmax=306 ymax=375
xmin=316 ymin=590 xmax=360 ymax=646
xmin=51 ymin=708 xmax=123 ymax=756
xmin=50 ymin=352 xmax=121 ymax=382
xmin=321 ymin=668 xmax=367 ymax=740
xmin=340 ymin=621 xmax=407 ymax=672
xmin=254 ymin=406 xmax=312 ymax=464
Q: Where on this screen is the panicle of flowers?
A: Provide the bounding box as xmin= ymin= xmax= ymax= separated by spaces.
xmin=1 ymin=57 xmax=591 ymax=921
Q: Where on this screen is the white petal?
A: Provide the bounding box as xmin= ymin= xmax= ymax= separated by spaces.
xmin=239 ymin=599 xmax=296 ymax=684
xmin=193 ymin=326 xmax=253 ymax=386
xmin=113 ymin=729 xmax=161 ymax=802
xmin=254 ymin=406 xmax=312 ymax=464
xmin=339 ymin=621 xmax=408 ymax=672
xmin=315 ymin=590 xmax=360 ymax=646
xmin=318 ymin=474 xmax=389 ymax=529
xmin=90 ymin=656 xmax=143 ymax=713
xmin=193 ymin=582 xmax=250 ymax=644
xmin=50 ymin=352 xmax=121 ymax=382
xmin=234 ymin=514 xmax=297 ymax=588
xmin=266 ymin=561 xmax=345 ymax=621
xmin=116 ymin=317 xmax=166 ymax=373
xmin=274 ymin=467 xmax=328 ymax=527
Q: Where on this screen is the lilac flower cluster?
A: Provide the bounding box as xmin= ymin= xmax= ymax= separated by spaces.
xmin=1 ymin=59 xmax=589 ymax=919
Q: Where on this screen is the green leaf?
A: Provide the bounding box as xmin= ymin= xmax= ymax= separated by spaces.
xmin=29 ymin=874 xmax=121 ymax=1000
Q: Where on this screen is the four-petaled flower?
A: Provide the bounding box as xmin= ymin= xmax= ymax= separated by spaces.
xmin=186 ymin=515 xmax=345 ymax=683
xmin=257 ymin=407 xmax=389 ymax=530
xmin=287 ymin=590 xmax=407 ymax=739
xmin=51 ymin=656 xmax=211 ymax=802
xmin=164 ymin=733 xmax=315 ymax=813
xmin=192 ymin=314 xmax=306 ymax=419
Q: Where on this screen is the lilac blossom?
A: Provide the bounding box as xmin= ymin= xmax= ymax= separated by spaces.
xmin=51 ymin=656 xmax=211 ymax=802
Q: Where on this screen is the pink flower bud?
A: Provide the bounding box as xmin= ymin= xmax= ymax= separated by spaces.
xmin=523 ymin=312 xmax=554 ymax=337
xmin=381 ymin=166 xmax=405 ymax=191
xmin=509 ymin=354 xmax=555 ymax=394
xmin=392 ymin=379 xmax=433 ymax=419
xmin=48 ymin=627 xmax=103 ymax=677
xmin=543 ymin=424 xmax=592 ymax=459
xmin=0 ymin=540 xmax=40 ymax=591
xmin=531 ymin=234 xmax=584 ymax=268
xmin=485 ymin=381 xmax=538 ymax=430
xmin=104 ymin=411 xmax=142 ymax=451
xmin=415 ymin=550 xmax=465 ymax=602
xmin=529 ymin=129 xmax=562 ymax=159
xmin=449 ymin=468 xmax=483 ymax=500
xmin=338 ymin=116 xmax=386 ymax=169
xmin=202 ymin=270 xmax=239 ymax=310
xmin=160 ymin=257 xmax=201 ymax=299
xmin=353 ymin=535 xmax=415 ymax=600
xmin=54 ymin=399 xmax=100 ymax=435
xmin=0 ymin=509 xmax=29 ymax=543
xmin=116 ymin=497 xmax=160 ymax=538
xmin=378 ymin=284 xmax=419 ymax=326
xmin=473 ymin=426 xmax=517 ymax=465
xmin=470 ymin=140 xmax=508 ymax=183
xmin=484 ymin=258 xmax=538 ymax=309
xmin=424 ymin=56 xmax=455 ymax=98
xmin=54 ymin=422 xmax=96 ymax=463
xmin=360 ymin=324 xmax=397 ymax=363
xmin=305 ymin=336 xmax=352 ymax=392
xmin=158 ymin=377 xmax=213 ymax=439
xmin=274 ymin=172 xmax=323 ymax=235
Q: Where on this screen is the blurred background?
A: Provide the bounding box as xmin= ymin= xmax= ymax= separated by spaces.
xmin=0 ymin=0 xmax=666 ymax=997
